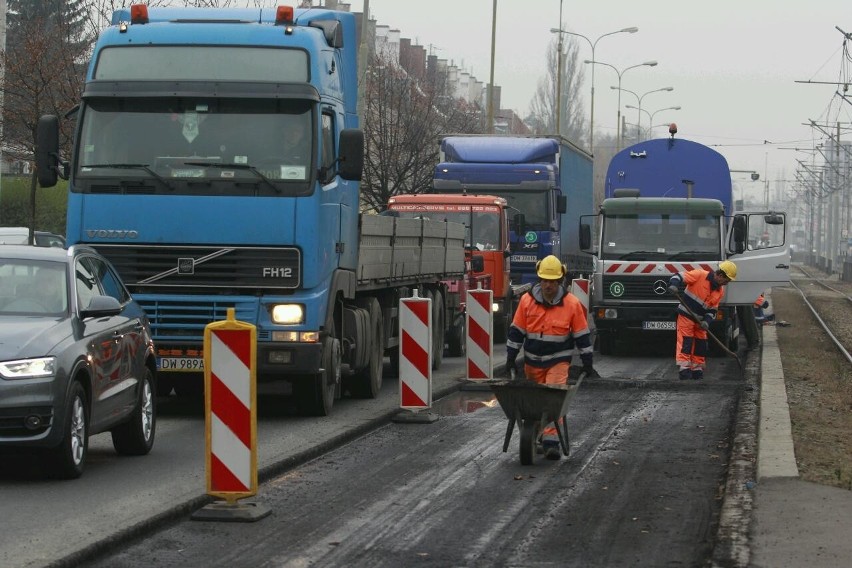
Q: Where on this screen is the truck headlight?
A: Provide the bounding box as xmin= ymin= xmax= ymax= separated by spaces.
xmin=0 ymin=357 xmax=56 ymax=379
xmin=271 ymin=304 xmax=304 ymax=324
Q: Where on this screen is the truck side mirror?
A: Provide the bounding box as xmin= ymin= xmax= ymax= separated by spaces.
xmin=338 ymin=128 xmax=364 ymax=181
xmin=470 ymin=255 xmax=485 ymax=272
xmin=579 ymin=223 xmax=591 ymax=251
xmin=556 ymin=195 xmax=567 ymax=214
xmin=732 ymin=215 xmax=746 ymax=254
xmin=513 ymin=213 xmax=526 ymax=236
xmin=36 ymin=115 xmax=60 ymax=188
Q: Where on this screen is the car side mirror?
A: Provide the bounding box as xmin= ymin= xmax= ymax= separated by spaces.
xmin=80 ymin=295 xmax=122 ymax=319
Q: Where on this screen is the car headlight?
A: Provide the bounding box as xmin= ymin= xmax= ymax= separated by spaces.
xmin=0 ymin=357 xmax=57 ymax=379
xmin=271 ymin=304 xmax=304 ymax=325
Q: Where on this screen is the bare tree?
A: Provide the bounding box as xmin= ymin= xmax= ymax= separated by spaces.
xmin=1 ymin=0 xmax=93 ymax=233
xmin=526 ymin=36 xmax=585 ymax=145
xmin=359 ymin=46 xmax=481 ymax=213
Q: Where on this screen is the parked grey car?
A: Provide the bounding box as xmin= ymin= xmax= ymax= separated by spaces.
xmin=0 ymin=245 xmax=157 ymax=478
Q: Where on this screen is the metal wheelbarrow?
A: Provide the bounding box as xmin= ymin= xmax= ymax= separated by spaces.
xmin=484 ymin=371 xmax=586 ymax=465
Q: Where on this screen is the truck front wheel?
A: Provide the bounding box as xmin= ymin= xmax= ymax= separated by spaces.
xmin=296 ymin=336 xmax=340 ymax=416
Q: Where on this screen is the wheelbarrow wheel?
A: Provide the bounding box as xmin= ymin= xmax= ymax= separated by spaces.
xmin=519 ymin=419 xmax=540 ymax=465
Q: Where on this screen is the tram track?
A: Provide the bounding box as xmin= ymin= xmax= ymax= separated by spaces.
xmin=787 ymin=264 xmax=852 ymax=365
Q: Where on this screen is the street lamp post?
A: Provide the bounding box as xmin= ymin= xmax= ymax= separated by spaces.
xmin=549 ymin=25 xmax=638 ymax=149
xmin=625 ymin=104 xmax=680 ymax=140
xmin=587 ymin=59 xmax=657 ymax=150
xmin=613 ymin=86 xmax=672 ymax=141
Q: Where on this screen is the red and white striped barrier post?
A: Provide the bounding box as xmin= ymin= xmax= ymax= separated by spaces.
xmin=393 ymin=290 xmax=438 ymax=423
xmin=466 ymin=287 xmax=493 ymax=382
xmin=192 ymin=308 xmax=269 ymax=522
xmin=571 ymin=278 xmax=590 ymax=314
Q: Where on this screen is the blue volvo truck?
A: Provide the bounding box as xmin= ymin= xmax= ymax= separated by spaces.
xmin=580 ymin=132 xmax=790 ymax=355
xmin=36 ymin=5 xmax=465 ymax=416
xmin=433 ymin=135 xmax=595 ymax=286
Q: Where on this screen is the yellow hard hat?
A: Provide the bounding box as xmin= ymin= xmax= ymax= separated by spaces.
xmin=536 ymin=255 xmax=566 ymax=280
xmin=718 ymin=260 xmax=737 ymax=281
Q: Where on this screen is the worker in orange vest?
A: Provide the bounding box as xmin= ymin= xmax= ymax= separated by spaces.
xmin=667 ymin=260 xmax=737 ymax=380
xmin=753 ymin=293 xmax=773 ymax=324
xmin=505 ymin=255 xmax=597 ymax=459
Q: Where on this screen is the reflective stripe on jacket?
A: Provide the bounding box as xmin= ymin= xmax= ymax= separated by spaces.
xmin=506 ymin=283 xmax=592 ymax=368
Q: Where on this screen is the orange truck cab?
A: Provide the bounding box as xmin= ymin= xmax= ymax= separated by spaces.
xmin=387 ymin=194 xmax=513 ymax=343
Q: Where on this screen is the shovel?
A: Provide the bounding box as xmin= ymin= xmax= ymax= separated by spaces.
xmin=673 ymin=291 xmax=743 ymax=375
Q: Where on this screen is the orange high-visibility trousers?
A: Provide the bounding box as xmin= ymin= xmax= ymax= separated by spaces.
xmin=523 ymin=361 xmax=569 ymax=443
xmin=675 ymin=314 xmax=709 ymax=372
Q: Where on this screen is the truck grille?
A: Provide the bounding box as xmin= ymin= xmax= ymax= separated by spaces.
xmin=90 ymin=244 xmax=301 ymax=290
xmin=602 ymin=275 xmax=673 ymax=301
xmin=137 ymin=299 xmax=268 ymax=343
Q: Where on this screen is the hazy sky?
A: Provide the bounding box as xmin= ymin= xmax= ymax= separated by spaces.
xmin=351 ymin=0 xmax=851 ymax=202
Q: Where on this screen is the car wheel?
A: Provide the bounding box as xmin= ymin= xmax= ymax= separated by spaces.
xmin=112 ymin=367 xmax=156 ymax=456
xmin=48 ymin=381 xmax=88 ymax=479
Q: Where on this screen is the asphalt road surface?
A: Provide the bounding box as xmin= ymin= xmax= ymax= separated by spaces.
xmin=79 ymin=347 xmax=744 ymax=568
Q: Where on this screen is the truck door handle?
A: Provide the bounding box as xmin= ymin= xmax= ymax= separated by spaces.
xmin=776 ymin=264 xmax=789 ymax=269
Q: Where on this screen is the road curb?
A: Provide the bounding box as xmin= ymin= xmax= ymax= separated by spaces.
xmin=710 ymin=338 xmax=760 ymax=568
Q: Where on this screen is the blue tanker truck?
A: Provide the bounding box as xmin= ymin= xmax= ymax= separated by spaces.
xmin=580 ymin=129 xmax=790 ymax=355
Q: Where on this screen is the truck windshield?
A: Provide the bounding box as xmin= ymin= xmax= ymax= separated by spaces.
xmin=601 ymin=213 xmax=721 ymax=261
xmin=74 ymin=98 xmax=314 ymax=196
xmin=486 ymin=190 xmax=551 ymax=231
xmin=394 ymin=211 xmax=500 ymax=250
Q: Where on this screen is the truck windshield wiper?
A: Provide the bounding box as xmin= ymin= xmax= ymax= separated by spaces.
xmin=81 ymin=163 xmax=176 ymax=192
xmin=618 ymin=251 xmax=664 ymax=260
xmin=184 ymin=162 xmax=281 ymax=195
xmin=668 ymin=251 xmax=715 ymax=260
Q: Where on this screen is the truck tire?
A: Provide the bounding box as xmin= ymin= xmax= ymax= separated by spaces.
xmin=295 ymin=335 xmax=340 ymax=416
xmin=598 ymin=333 xmax=616 ymax=356
xmin=349 ymin=298 xmax=384 ymax=398
xmin=493 ymin=311 xmax=508 ymax=344
xmin=428 ymin=289 xmax=444 ymax=370
xmin=446 ymin=314 xmax=466 ymax=358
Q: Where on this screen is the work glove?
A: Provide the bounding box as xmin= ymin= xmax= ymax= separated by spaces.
xmin=699 ymin=321 xmax=709 ymax=331
xmin=667 ymin=285 xmax=679 ymax=296
xmin=504 ymin=355 xmax=517 ymax=378
xmin=761 ymin=300 xmax=769 ymax=309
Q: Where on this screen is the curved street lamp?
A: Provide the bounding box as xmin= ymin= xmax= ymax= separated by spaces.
xmin=626 ymin=104 xmax=681 ymax=140
xmin=613 ymin=86 xmax=673 ymax=139
xmin=549 ymin=25 xmax=638 ymax=149
xmin=586 ymin=59 xmax=657 ymax=150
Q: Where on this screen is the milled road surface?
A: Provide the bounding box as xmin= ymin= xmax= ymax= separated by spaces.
xmin=81 ymin=376 xmax=741 ymax=567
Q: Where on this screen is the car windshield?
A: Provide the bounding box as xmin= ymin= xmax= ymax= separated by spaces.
xmin=601 ymin=213 xmax=721 ymax=261
xmin=75 ymin=97 xmax=314 ymax=196
xmin=0 ymin=260 xmax=68 ymax=315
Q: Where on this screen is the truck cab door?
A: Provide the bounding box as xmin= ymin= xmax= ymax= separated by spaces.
xmin=724 ymin=211 xmax=790 ymax=303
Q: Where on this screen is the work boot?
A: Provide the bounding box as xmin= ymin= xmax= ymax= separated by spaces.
xmin=692 ymin=370 xmax=704 ymax=381
xmin=678 ymin=369 xmax=692 ymax=381
xmin=542 ymin=440 xmax=561 ymax=460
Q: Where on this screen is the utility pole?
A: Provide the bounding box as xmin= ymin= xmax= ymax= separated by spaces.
xmin=486 ymin=0 xmax=497 ymax=134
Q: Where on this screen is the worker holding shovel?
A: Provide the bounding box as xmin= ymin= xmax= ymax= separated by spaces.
xmin=667 ymin=261 xmax=737 ymax=380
